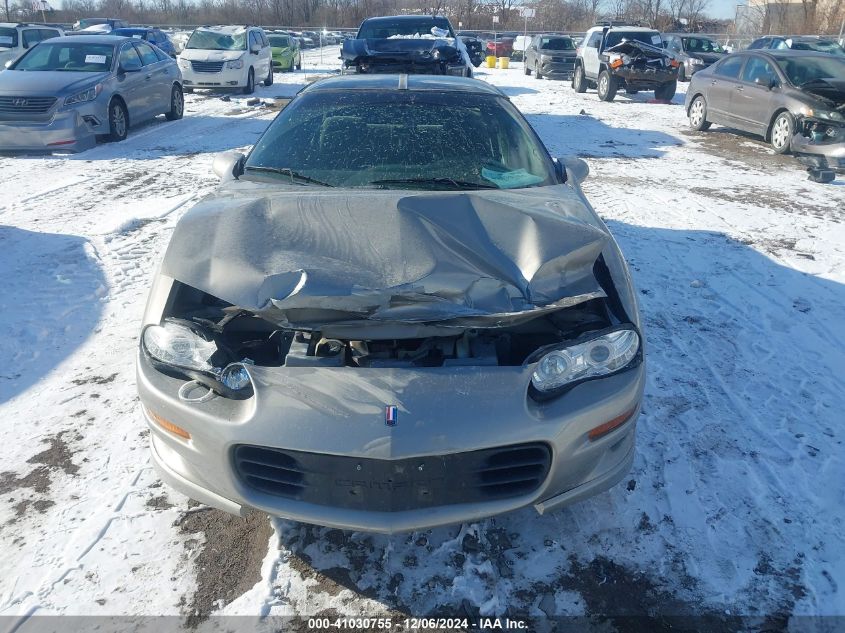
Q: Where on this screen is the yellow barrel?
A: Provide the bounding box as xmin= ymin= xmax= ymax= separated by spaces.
xmin=486 ymin=55 xmax=497 ymax=68
xmin=498 ymin=56 xmax=509 ymax=69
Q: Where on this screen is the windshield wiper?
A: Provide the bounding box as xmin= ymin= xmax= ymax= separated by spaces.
xmin=243 ymin=166 xmax=334 ymax=187
xmin=369 ymin=177 xmax=496 ymax=190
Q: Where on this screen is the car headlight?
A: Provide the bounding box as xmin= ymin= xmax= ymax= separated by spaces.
xmin=529 ymin=327 xmax=640 ymax=398
xmin=177 ymin=57 xmax=190 ymax=68
xmin=64 ymin=84 xmax=103 ymax=106
xmin=226 ymin=58 xmax=244 ymax=69
xmin=142 ymin=319 xmax=253 ymax=398
xmin=802 ymin=108 xmax=844 ymax=122
xmin=689 ymin=57 xmax=704 ymax=65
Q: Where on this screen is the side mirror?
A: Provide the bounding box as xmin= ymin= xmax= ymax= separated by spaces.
xmin=119 ymin=62 xmax=142 ymax=73
xmin=250 ymin=45 xmax=260 ymax=54
xmin=212 ymin=150 xmax=245 ymax=181
xmin=755 ymin=75 xmax=777 ymax=89
xmin=560 ymin=156 xmax=589 ymax=183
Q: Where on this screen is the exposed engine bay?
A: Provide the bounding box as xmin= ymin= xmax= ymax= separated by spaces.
xmin=602 ymin=40 xmax=678 ymax=86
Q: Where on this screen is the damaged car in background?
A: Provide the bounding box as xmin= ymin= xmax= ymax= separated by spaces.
xmin=137 ymin=74 xmax=644 ymax=533
xmin=573 ymin=24 xmax=678 ymax=102
xmin=686 ymin=50 xmax=844 ymax=183
xmin=342 ymin=15 xmax=472 ymax=76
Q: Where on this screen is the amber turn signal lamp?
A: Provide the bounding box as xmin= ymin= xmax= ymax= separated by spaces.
xmin=145 ymin=407 xmax=191 ymax=440
xmin=610 ymin=59 xmax=623 ymax=69
xmin=588 ymin=407 xmax=637 ymax=441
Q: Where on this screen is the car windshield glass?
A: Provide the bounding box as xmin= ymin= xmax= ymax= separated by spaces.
xmin=244 ymin=91 xmax=556 ymax=190
xmin=791 ymin=40 xmax=845 ymax=56
xmin=12 ymin=42 xmax=114 ymax=71
xmin=605 ymin=31 xmax=662 ymax=48
xmin=0 ymin=27 xmax=17 ymax=48
xmin=777 ymin=56 xmax=845 ymax=86
xmin=268 ymin=36 xmax=290 ymax=47
xmin=682 ymin=37 xmax=724 ymax=53
xmin=186 ymin=29 xmax=246 ymax=51
xmin=540 ymin=37 xmax=574 ymax=50
xmin=358 ymin=18 xmax=453 ymax=39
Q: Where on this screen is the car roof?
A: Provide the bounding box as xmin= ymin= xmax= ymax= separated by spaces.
xmin=301 ymin=74 xmax=505 ymax=97
xmin=361 ymin=15 xmax=449 ymax=23
xmin=192 ymin=25 xmax=250 ymax=34
xmin=750 ymin=49 xmax=842 ymax=59
xmin=47 ymin=34 xmax=130 ymax=44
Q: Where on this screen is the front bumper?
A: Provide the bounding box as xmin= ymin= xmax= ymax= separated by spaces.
xmin=0 ymin=106 xmax=106 ymax=152
xmin=614 ymin=67 xmax=677 ymax=88
xmin=180 ymin=64 xmax=247 ymax=88
xmin=540 ymin=60 xmax=575 ymax=80
xmin=138 ymin=350 xmax=644 ymax=533
xmin=792 ymin=118 xmax=845 ymax=173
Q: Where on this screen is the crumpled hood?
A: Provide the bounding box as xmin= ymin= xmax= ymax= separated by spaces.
xmin=160 ymin=185 xmax=610 ymax=335
xmin=606 ymin=39 xmax=671 ymax=59
xmin=0 ymin=70 xmax=111 ymax=95
xmin=342 ymin=37 xmax=456 ymax=61
xmin=178 ymin=49 xmax=245 ymax=63
xmin=798 ymin=78 xmax=845 ymax=109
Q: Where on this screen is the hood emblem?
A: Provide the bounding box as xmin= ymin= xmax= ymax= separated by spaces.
xmin=385 ymin=405 xmax=398 ymax=427
xmin=13 ymin=98 xmax=28 ymax=107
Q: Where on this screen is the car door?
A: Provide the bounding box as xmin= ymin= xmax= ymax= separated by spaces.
xmin=704 ymin=55 xmax=746 ymax=126
xmin=258 ymin=30 xmax=272 ymax=77
xmin=116 ymin=42 xmax=148 ymax=121
xmin=732 ymin=54 xmax=782 ymax=135
xmin=582 ymin=31 xmax=602 ymax=78
xmin=135 ymin=41 xmax=173 ymax=116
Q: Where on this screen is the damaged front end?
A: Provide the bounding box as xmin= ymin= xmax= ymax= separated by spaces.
xmin=341 ymin=37 xmax=467 ymax=75
xmin=792 ymin=81 xmax=845 ymax=181
xmin=603 ymin=40 xmax=678 ymax=88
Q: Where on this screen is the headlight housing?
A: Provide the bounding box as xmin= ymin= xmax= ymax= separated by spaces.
xmin=141 ymin=319 xmax=253 ymax=398
xmin=64 ymin=84 xmax=103 ymax=106
xmin=226 ymin=58 xmax=244 ymax=69
xmin=529 ymin=327 xmax=641 ymax=400
xmin=177 ymin=57 xmax=190 ymax=68
xmin=688 ymin=57 xmax=704 ymax=65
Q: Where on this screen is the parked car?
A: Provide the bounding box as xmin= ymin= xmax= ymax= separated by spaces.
xmin=111 ymin=27 xmax=176 ymax=57
xmin=573 ymin=24 xmax=678 ymax=101
xmin=137 ymin=73 xmax=644 ymax=533
xmin=524 ymin=34 xmax=577 ymax=80
xmin=686 ymin=50 xmax=844 ymax=178
xmin=0 ymin=22 xmax=64 ymax=68
xmin=267 ymin=32 xmax=301 ymax=72
xmin=177 ymin=25 xmax=272 ymax=94
xmin=0 ymin=35 xmax=183 ymax=152
xmin=72 ymin=18 xmax=129 ymax=32
xmin=342 ymin=15 xmax=473 ymax=77
xmin=663 ymin=34 xmax=726 ymax=81
xmin=457 ymin=34 xmax=484 ymax=67
xmin=748 ymin=35 xmax=845 ymax=57
xmin=486 ymin=37 xmax=514 ymax=58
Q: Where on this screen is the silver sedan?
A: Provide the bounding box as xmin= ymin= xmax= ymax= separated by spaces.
xmin=0 ymin=35 xmax=183 ymax=152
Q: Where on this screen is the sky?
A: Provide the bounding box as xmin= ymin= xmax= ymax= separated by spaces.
xmin=709 ymin=0 xmax=740 ymax=20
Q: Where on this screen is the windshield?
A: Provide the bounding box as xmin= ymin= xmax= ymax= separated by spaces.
xmin=682 ymin=37 xmax=724 ymax=53
xmin=268 ymin=36 xmax=291 ymax=48
xmin=605 ymin=31 xmax=662 ymax=48
xmin=777 ymin=56 xmax=845 ymax=86
xmin=186 ymin=29 xmax=247 ymax=51
xmin=0 ymin=27 xmax=17 ymax=49
xmin=790 ymin=40 xmax=845 ymax=56
xmin=12 ymin=42 xmax=115 ymax=72
xmin=540 ymin=37 xmax=574 ymax=51
xmin=244 ymin=91 xmax=556 ymax=190
xmin=358 ymin=18 xmax=453 ymax=39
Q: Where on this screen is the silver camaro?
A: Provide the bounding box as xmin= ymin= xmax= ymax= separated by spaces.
xmin=0 ymin=35 xmax=183 ymax=152
xmin=137 ymin=75 xmax=645 ymax=533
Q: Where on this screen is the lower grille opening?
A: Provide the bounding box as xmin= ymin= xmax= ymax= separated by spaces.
xmin=232 ymin=442 xmax=551 ymax=512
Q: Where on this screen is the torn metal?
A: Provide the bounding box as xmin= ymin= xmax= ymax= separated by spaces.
xmin=603 ymin=40 xmax=677 ymax=85
xmin=160 ymin=186 xmax=611 ymax=338
xmin=792 ymin=79 xmax=845 ymax=175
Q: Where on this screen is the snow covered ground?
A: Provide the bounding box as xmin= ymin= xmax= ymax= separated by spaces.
xmin=1 ymin=45 xmax=844 ymax=628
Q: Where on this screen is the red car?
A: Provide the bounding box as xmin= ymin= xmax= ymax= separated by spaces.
xmin=486 ymin=38 xmax=514 ymax=57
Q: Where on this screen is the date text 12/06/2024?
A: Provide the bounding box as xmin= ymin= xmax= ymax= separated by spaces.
xmin=306 ymin=617 xmax=529 ymax=630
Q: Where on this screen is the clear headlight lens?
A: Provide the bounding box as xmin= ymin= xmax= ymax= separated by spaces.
xmin=531 ymin=328 xmax=640 ymax=394
xmin=177 ymin=57 xmax=190 ymax=67
xmin=64 ymin=84 xmax=103 ymax=106
xmin=689 ymin=57 xmax=704 ymax=65
xmin=220 ymin=363 xmax=251 ymax=391
xmin=143 ymin=321 xmax=218 ymax=373
xmin=226 ymin=58 xmax=244 ymax=69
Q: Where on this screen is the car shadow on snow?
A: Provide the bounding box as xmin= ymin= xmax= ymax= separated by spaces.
xmin=495 ymin=85 xmax=540 ymax=97
xmin=0 ymin=226 xmax=105 ymax=404
xmin=208 ymin=222 xmax=844 ymax=624
xmin=527 ymin=113 xmax=682 ymax=159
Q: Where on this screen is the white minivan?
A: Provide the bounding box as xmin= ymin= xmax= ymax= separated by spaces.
xmin=177 ymin=25 xmax=272 ymax=94
xmin=0 ymin=23 xmax=64 ymax=69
